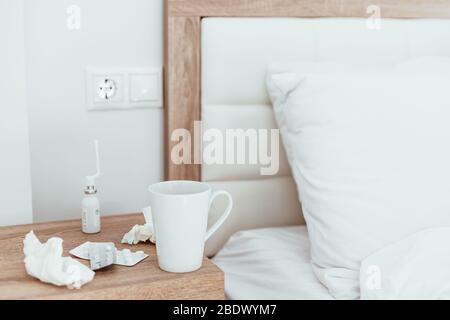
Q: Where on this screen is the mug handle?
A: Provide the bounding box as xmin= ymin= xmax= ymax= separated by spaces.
xmin=205 ymin=190 xmax=233 ymax=241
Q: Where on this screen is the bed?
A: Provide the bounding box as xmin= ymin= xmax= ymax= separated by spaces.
xmin=213 ymin=226 xmax=332 ymax=299
xmin=164 ymin=0 xmax=450 ymax=299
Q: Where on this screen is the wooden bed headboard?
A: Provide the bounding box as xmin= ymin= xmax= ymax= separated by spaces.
xmin=164 ymin=0 xmax=450 ymax=181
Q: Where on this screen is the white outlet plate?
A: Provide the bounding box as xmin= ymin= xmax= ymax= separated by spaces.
xmin=86 ymin=67 xmax=162 ymax=111
xmin=127 ymin=67 xmax=162 ymax=108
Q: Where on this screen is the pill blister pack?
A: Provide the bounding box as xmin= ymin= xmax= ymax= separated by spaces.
xmin=70 ymin=242 xmax=148 ymax=270
xmin=115 ymin=249 xmax=147 ymax=267
xmin=88 ymin=243 xmax=116 ymax=270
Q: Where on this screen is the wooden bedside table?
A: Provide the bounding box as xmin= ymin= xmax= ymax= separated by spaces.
xmin=0 ymin=214 xmax=224 ymax=300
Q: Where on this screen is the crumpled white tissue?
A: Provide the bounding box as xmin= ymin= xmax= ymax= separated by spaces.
xmin=23 ymin=231 xmax=95 ymax=289
xmin=121 ymin=206 xmax=156 ymax=245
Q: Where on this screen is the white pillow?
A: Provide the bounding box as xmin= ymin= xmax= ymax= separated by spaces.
xmin=266 ymin=57 xmax=450 ymax=299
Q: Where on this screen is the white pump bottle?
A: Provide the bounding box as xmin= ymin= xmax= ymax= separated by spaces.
xmin=82 ymin=140 xmax=101 ymax=234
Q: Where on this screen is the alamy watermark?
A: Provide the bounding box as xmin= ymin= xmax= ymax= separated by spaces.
xmin=365 ymin=264 xmax=382 ymax=291
xmin=66 ymin=5 xmax=81 ymax=30
xmin=171 ymin=121 xmax=280 ymax=176
xmin=366 ymin=5 xmax=381 ymax=30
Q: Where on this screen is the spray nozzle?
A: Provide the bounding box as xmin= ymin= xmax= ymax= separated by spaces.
xmin=85 ymin=140 xmax=100 ymax=194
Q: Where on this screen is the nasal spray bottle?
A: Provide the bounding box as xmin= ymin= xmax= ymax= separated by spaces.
xmin=82 ymin=140 xmax=101 ymax=234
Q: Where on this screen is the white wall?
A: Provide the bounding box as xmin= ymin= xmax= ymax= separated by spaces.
xmin=0 ymin=0 xmax=33 ymax=225
xmin=25 ymin=0 xmax=164 ymax=222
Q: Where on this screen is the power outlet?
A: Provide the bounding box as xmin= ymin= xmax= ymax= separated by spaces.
xmin=86 ymin=69 xmax=124 ymax=110
xmin=96 ymin=78 xmax=118 ymax=101
xmin=86 ymin=67 xmax=162 ymax=111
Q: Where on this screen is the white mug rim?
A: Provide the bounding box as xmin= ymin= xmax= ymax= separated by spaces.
xmin=148 ymin=180 xmax=211 ymax=197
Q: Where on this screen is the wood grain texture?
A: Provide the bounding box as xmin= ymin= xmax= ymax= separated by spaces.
xmin=0 ymin=214 xmax=224 ymax=300
xmin=168 ymin=0 xmax=450 ymax=18
xmin=164 ymin=15 xmax=201 ymax=181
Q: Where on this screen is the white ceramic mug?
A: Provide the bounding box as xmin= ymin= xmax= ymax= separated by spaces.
xmin=148 ymin=180 xmax=233 ymax=273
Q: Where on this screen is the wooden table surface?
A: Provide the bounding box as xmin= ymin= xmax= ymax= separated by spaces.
xmin=0 ymin=213 xmax=224 ymax=300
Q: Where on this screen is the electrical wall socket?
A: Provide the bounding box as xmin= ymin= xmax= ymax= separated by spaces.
xmin=86 ymin=67 xmax=162 ymax=111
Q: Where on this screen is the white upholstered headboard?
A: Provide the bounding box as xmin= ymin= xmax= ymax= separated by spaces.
xmin=200 ymin=17 xmax=450 ymax=255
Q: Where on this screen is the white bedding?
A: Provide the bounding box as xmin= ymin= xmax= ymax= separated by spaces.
xmin=215 ymin=225 xmax=450 ymax=300
xmin=360 ymin=227 xmax=450 ymax=299
xmin=212 ymin=226 xmax=333 ymax=300
xmin=266 ymin=57 xmax=450 ymax=298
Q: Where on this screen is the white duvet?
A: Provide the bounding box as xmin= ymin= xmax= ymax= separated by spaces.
xmin=214 ymin=226 xmax=450 ymax=300
xmin=213 ymin=226 xmax=332 ymax=300
xmin=360 ymin=227 xmax=450 ymax=300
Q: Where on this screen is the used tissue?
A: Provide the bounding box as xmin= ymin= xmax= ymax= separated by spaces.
xmin=23 ymin=231 xmax=95 ymax=289
xmin=121 ymin=206 xmax=156 ymax=245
